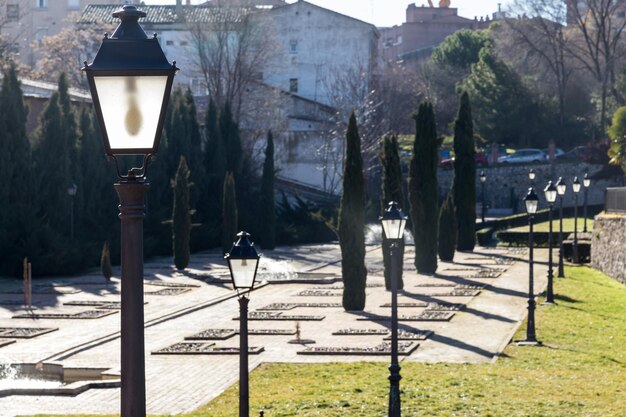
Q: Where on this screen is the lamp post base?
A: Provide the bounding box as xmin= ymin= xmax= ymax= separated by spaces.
xmin=514 ymin=340 xmax=543 ymax=347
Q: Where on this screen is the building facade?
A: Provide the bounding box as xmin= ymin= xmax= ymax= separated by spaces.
xmin=379 ymin=3 xmax=496 ymax=63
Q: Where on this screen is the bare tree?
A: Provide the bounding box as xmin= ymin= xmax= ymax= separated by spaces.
xmin=565 ymin=0 xmax=626 ymax=131
xmin=505 ymin=0 xmax=574 ymax=128
xmin=0 ymin=1 xmax=29 ymax=68
xmin=30 ymin=22 xmax=112 ymax=89
xmin=187 ymin=3 xmax=277 ymax=121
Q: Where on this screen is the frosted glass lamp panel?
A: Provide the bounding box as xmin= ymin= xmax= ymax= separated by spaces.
xmin=94 ymin=76 xmax=168 ymax=150
xmin=228 ymin=258 xmax=259 ymax=289
xmin=382 ymin=218 xmax=406 ymax=240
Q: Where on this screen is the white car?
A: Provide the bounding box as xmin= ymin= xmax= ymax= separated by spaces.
xmin=497 ymin=149 xmax=547 ymax=164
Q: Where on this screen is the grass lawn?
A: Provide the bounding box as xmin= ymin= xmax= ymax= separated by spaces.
xmin=29 ymin=267 xmax=625 ymax=417
xmin=508 ymin=217 xmax=594 ymax=234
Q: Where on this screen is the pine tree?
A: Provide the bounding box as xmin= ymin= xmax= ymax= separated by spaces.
xmin=101 ymin=241 xmax=113 ymax=282
xmin=222 ymin=171 xmax=238 ymax=253
xmin=453 ymin=92 xmax=477 ymax=251
xmin=260 ymin=130 xmax=276 ymax=249
xmin=172 ymin=156 xmax=191 ymax=270
xmin=438 ymin=192 xmax=457 ymax=262
xmin=408 ymin=102 xmax=440 ymax=275
xmin=380 ymin=134 xmax=404 ymax=290
xmin=338 ymin=112 xmax=367 ymax=311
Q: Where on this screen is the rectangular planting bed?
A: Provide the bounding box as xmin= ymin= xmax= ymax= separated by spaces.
xmin=298 ymin=342 xmax=418 ymax=356
xmin=153 ymin=342 xmax=264 ymax=355
xmin=0 ymin=327 xmax=58 ymax=338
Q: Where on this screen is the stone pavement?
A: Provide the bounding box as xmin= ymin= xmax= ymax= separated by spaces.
xmin=0 ymin=243 xmax=550 ymax=416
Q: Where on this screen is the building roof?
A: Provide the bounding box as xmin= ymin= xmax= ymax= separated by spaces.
xmin=79 ymin=4 xmax=258 ymax=25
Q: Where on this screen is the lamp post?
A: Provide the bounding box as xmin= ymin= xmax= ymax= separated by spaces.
xmin=572 ymin=177 xmax=581 ymax=263
xmin=479 ymin=170 xmax=487 ymax=224
xmin=543 ymin=181 xmax=557 ymax=304
xmin=518 ymin=187 xmax=541 ymax=345
xmin=225 ymin=231 xmax=261 ymax=417
xmin=528 ymin=168 xmax=536 ymax=185
xmin=556 ymin=177 xmax=566 ymax=278
xmin=82 ymin=6 xmax=177 ymax=417
xmin=583 ymin=172 xmax=591 ymax=233
xmin=67 ymin=182 xmax=77 ymax=242
xmin=380 ymin=201 xmax=407 ymax=417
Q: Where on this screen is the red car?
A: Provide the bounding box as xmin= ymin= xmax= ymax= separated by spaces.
xmin=440 ymin=152 xmax=489 ymax=169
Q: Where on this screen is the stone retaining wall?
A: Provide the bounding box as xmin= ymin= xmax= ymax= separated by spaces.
xmin=438 ymin=162 xmax=622 ymax=210
xmin=591 ymin=213 xmax=626 ymax=285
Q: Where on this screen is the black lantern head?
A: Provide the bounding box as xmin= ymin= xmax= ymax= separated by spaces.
xmin=380 ymin=201 xmax=407 ymax=241
xmin=479 ymin=170 xmax=486 ymax=183
xmin=67 ymin=183 xmax=78 ymax=196
xmin=556 ymin=177 xmax=566 ymax=196
xmin=524 ymin=187 xmax=539 ymax=215
xmin=528 ymin=169 xmax=536 ymax=181
xmin=544 ymin=181 xmax=557 ymax=205
xmin=225 ymin=231 xmax=261 ymax=292
xmin=572 ymin=176 xmax=581 ymax=194
xmin=583 ymin=172 xmax=591 ymax=188
xmin=82 ymin=5 xmax=178 ymax=179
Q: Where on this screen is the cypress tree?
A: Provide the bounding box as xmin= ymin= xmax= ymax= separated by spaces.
xmin=260 ymin=130 xmax=276 ymax=249
xmin=380 ymin=134 xmax=404 ymax=290
xmin=0 ymin=64 xmax=33 ymax=276
xmin=408 ymin=102 xmax=440 ymax=274
xmin=35 ymin=92 xmax=69 ymax=229
xmin=220 ymin=102 xmax=242 ymax=178
xmin=203 ymin=99 xmax=226 ymax=248
xmin=438 ymin=192 xmax=457 ymax=262
xmin=172 ymin=156 xmax=191 ymax=270
xmin=338 ymin=112 xmax=367 ymax=311
xmin=453 ymin=92 xmax=477 ymax=251
xmin=222 ymin=171 xmax=238 ymax=253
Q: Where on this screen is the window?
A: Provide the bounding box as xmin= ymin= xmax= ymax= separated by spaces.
xmin=37 ymin=0 xmax=48 ymax=9
xmin=289 ymin=78 xmax=298 ymax=93
xmin=35 ymin=28 xmax=48 ymax=44
xmin=180 ymin=40 xmax=188 ymax=46
xmin=67 ymin=0 xmax=80 ymax=10
xmin=289 ymin=39 xmax=298 ymax=54
xmin=6 ymin=4 xmax=18 ymax=21
xmin=166 ymin=40 xmax=174 ymax=46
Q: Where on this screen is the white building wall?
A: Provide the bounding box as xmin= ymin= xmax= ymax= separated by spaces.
xmin=262 ymin=1 xmax=377 ymax=107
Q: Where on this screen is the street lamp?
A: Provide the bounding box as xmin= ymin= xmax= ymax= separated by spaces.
xmin=82 ymin=6 xmax=177 ymax=417
xmin=225 ymin=231 xmax=261 ymax=417
xmin=556 ymin=177 xmax=566 ymax=278
xmin=66 ymin=182 xmax=77 ymax=242
xmin=528 ymin=168 xmax=536 ymax=184
xmin=479 ymin=170 xmax=487 ymax=223
xmin=380 ymin=201 xmax=407 ymax=417
xmin=583 ymin=172 xmax=591 ymax=233
xmin=518 ymin=187 xmax=541 ymax=345
xmin=543 ymin=181 xmax=557 ymax=304
xmin=572 ymin=177 xmax=581 ymax=263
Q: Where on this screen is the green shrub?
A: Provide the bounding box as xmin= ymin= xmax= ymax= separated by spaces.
xmin=438 ymin=192 xmax=457 ymax=261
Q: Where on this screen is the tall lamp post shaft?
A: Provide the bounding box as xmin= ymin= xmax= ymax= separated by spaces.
xmin=388 ymin=242 xmax=401 ymax=417
xmin=481 ymin=182 xmax=486 ymax=224
xmin=546 ymin=204 xmax=555 ymax=303
xmin=526 ymin=214 xmax=537 ymax=342
xmin=116 ymin=181 xmax=149 ymax=417
xmin=239 ymin=296 xmax=250 ymax=417
xmin=558 ymin=197 xmax=564 ymax=278
xmin=573 ymin=194 xmax=579 ymax=263
xmin=583 ymin=187 xmax=589 ymax=233
xmin=70 ymin=194 xmax=75 ymax=242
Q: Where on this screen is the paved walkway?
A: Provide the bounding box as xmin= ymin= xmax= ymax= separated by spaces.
xmin=0 ymin=243 xmax=550 ymax=416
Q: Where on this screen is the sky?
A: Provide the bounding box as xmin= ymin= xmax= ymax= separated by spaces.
xmin=144 ymin=1 xmax=514 ymax=27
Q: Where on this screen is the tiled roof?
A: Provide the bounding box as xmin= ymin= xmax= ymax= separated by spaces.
xmin=79 ymin=5 xmax=258 ymax=25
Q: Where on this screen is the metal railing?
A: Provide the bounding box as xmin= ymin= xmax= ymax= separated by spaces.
xmin=606 ymin=187 xmax=626 ymax=213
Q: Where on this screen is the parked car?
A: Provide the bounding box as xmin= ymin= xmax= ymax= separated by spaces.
xmin=497 ymin=148 xmax=546 ymax=164
xmin=439 ymin=152 xmax=489 ymax=169
xmin=541 ymin=148 xmax=565 ymax=160
xmin=561 ymin=144 xmax=609 ymax=164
